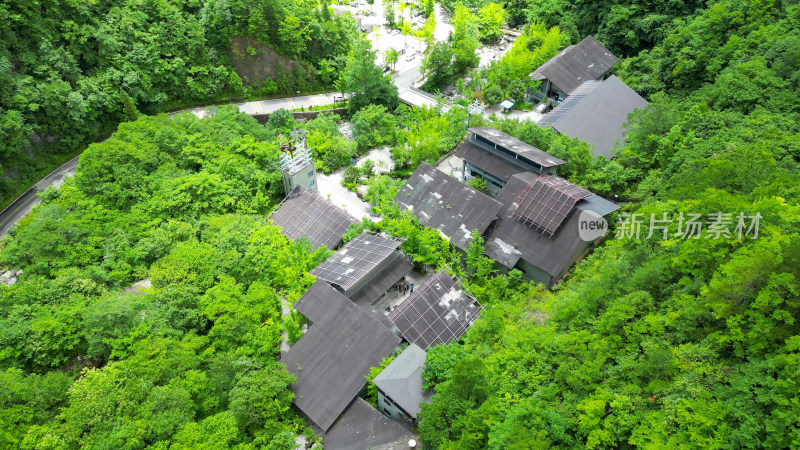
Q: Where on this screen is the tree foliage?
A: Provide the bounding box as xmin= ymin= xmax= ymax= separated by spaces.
xmin=0 ymin=110 xmax=328 ymax=446
xmin=416 ymin=1 xmax=800 ymax=448
xmin=0 ymin=0 xmax=357 ymax=209
xmin=338 ymin=38 xmax=400 ymax=114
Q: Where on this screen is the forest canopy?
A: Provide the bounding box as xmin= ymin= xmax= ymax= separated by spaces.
xmin=0 ymin=0 xmax=799 ymax=448
xmin=0 ymin=0 xmax=357 ymax=208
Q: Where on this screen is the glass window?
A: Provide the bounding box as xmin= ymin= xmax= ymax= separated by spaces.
xmin=308 ymin=179 xmax=315 ymax=186
xmin=307 ymin=171 xmax=314 ymax=177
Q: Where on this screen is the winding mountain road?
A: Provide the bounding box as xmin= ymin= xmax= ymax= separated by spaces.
xmin=0 ymin=156 xmax=80 ymax=237
xmin=0 ymin=5 xmax=453 ymax=237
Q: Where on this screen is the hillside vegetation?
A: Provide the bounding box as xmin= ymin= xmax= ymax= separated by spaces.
xmin=417 ymin=1 xmax=800 ymax=448
xmin=0 ymin=0 xmax=798 ymax=448
xmin=0 ymin=0 xmax=355 ymax=208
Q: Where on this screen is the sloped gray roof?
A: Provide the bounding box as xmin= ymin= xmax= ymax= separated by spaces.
xmin=538 ymin=80 xmax=602 ymax=127
xmin=282 ymin=281 xmax=401 ymax=431
xmin=577 ymin=194 xmax=620 ymax=216
xmin=484 ymin=172 xmax=619 ymax=282
xmin=349 ymin=251 xmax=413 ymax=306
xmin=373 ymin=343 xmax=428 ymax=419
xmin=546 ymin=75 xmax=649 ymax=159
xmin=324 ymin=398 xmax=417 ymax=450
xmin=530 ymin=36 xmax=619 ymax=95
xmin=394 ymin=163 xmax=503 ymax=251
xmin=311 ymin=232 xmax=404 ymax=291
xmin=389 ymin=271 xmax=481 ymax=350
xmin=270 ymin=186 xmax=358 ymax=249
xmin=454 ymin=139 xmax=528 ymax=182
xmin=468 ymin=128 xmax=567 ymax=167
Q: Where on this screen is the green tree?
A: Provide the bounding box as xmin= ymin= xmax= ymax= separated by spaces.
xmin=507 ymin=79 xmax=527 ymax=103
xmin=385 ymin=0 xmax=397 ymax=27
xmin=229 ymin=364 xmax=296 ymax=434
xmin=422 ymin=0 xmax=435 ymax=17
xmin=338 ymin=38 xmax=399 ymax=114
xmin=385 ymin=48 xmax=400 ymax=71
xmin=451 ymin=4 xmax=481 ymax=73
xmin=484 ymin=84 xmax=504 ymax=104
xmin=422 ymin=42 xmax=456 ymax=90
xmin=477 ymin=3 xmax=507 ymax=43
xmin=351 ymin=104 xmax=397 ymax=151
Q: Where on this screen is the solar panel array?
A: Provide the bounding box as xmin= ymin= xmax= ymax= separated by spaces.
xmin=389 ymin=271 xmax=482 ymax=350
xmin=311 ymin=232 xmax=404 ymax=291
xmin=538 ymin=80 xmax=602 ymax=127
xmin=270 ymin=186 xmax=357 ymax=249
xmin=510 ymin=176 xmax=592 ymax=237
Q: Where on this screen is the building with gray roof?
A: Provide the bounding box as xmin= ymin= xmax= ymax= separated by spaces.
xmin=374 ymin=343 xmax=429 ymax=421
xmin=270 ymin=186 xmax=358 ymax=249
xmin=323 ymin=398 xmax=418 ymax=450
xmin=282 ymin=280 xmax=402 ymax=431
xmin=529 ymin=35 xmax=618 ymax=107
xmin=539 ymin=75 xmax=649 ymax=159
xmin=484 ymin=172 xmax=620 ymax=287
xmin=389 ymin=271 xmax=481 ymax=350
xmin=394 ymin=163 xmax=504 ymax=250
xmin=454 ymin=128 xmax=566 ymax=194
xmin=311 ymin=232 xmax=413 ymax=306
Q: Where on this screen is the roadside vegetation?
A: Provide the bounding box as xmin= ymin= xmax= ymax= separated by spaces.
xmin=0 ymin=0 xmax=357 ymax=209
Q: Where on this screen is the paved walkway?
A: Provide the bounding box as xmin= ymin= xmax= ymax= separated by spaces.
xmin=483 ymin=104 xmax=545 ymax=122
xmin=315 ymin=147 xmax=392 ymax=222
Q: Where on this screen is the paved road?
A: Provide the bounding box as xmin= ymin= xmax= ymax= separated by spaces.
xmin=0 ymin=6 xmax=454 ymax=238
xmin=180 ymin=92 xmax=344 ymax=119
xmin=0 ymin=155 xmax=80 ymax=237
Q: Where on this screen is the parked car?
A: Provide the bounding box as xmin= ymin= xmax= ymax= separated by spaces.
xmin=405 ymin=54 xmax=416 ymax=61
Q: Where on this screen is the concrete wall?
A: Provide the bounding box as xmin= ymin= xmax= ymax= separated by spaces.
xmin=282 ymin=161 xmax=317 ymax=193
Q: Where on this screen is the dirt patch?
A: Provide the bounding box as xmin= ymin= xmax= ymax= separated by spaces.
xmin=229 ymin=36 xmax=299 ymax=86
xmin=525 ymin=309 xmax=551 ymax=325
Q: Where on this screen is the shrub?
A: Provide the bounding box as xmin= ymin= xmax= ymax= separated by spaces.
xmin=484 ymin=84 xmax=504 ymax=105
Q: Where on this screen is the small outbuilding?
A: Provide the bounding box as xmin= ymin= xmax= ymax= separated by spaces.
xmin=529 ymin=35 xmax=619 ymax=107
xmin=373 ymin=343 xmax=430 ymax=422
xmin=269 ymin=185 xmax=358 ymax=250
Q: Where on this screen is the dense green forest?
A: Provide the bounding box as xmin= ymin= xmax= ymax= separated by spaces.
xmin=0 ymin=0 xmax=356 ymax=207
xmin=1 ymin=0 xmax=799 ymax=448
xmin=417 ymin=0 xmax=800 ymax=448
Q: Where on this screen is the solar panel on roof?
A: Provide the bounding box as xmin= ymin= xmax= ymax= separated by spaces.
xmin=311 ymin=232 xmax=404 ymax=291
xmin=388 ymin=271 xmax=482 ymax=350
xmin=270 ymin=186 xmax=357 ymax=249
xmin=510 ymin=176 xmax=592 ymax=237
